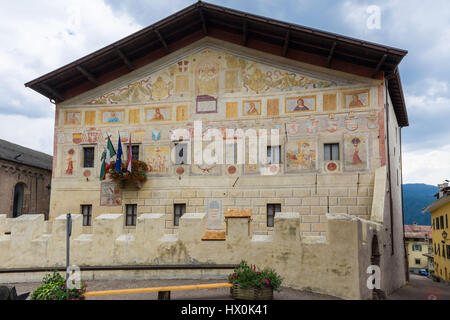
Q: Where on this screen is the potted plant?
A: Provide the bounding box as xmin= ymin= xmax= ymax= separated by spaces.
xmin=228 ymin=260 xmax=282 ymax=300
xmin=109 ymin=160 xmax=149 ymax=189
xmin=30 ymin=271 xmax=87 ymax=300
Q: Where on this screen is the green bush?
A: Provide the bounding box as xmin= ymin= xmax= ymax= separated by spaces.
xmin=31 ymin=271 xmax=87 ymax=300
xmin=228 ymin=260 xmax=283 ymax=291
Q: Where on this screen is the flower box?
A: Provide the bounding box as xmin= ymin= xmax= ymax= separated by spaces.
xmin=230 ymin=283 xmax=273 ymax=300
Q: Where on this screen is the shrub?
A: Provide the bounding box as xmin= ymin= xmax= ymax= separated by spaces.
xmin=31 ymin=271 xmax=87 ymax=300
xmin=228 ymin=260 xmax=283 ymax=291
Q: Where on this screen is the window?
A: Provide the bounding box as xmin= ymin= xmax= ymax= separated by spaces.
xmin=175 ymin=143 xmax=188 ymax=165
xmin=126 ymin=145 xmax=140 ymax=161
xmin=435 ymin=242 xmax=437 ymax=254
xmin=83 ymin=147 xmax=95 ymax=168
xmin=267 ymin=146 xmax=281 ymax=164
xmin=438 ymin=243 xmax=441 ymax=256
xmin=125 ymin=204 xmax=137 ymax=226
xmin=412 ymin=244 xmax=422 ymax=251
xmin=433 ymin=219 xmax=435 ymax=230
xmin=446 ymin=214 xmax=448 ymax=229
xmin=12 ymin=183 xmax=25 ymax=218
xmin=81 ymin=205 xmax=92 ymax=226
xmin=440 ymin=216 xmax=444 ymax=230
xmin=174 ymin=203 xmax=186 ymax=226
xmin=415 ymin=258 xmax=421 ymax=265
xmin=324 ymin=143 xmax=339 ymax=161
xmin=447 ymin=245 xmax=450 ymax=259
xmin=267 ymin=203 xmax=281 ymax=227
xmin=436 ymin=217 xmax=440 ymax=230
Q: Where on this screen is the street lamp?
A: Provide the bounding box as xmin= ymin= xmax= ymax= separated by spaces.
xmin=441 ymin=230 xmax=447 ymax=244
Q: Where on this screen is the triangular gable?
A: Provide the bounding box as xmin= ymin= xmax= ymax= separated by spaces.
xmin=81 ymin=45 xmax=365 ymax=106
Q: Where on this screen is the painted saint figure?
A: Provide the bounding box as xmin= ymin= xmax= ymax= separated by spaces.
xmin=152 ymin=108 xmax=164 ymax=121
xmin=351 ymin=137 xmax=363 ymax=165
xmin=66 ymin=157 xmax=73 ymax=175
xmin=349 ymin=94 xmax=364 ymax=108
xmin=246 ymin=102 xmax=259 ymax=115
xmin=293 ymin=98 xmax=309 ymax=111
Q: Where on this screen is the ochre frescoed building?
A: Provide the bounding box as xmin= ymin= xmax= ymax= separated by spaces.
xmin=424 ymin=182 xmax=450 ymax=283
xmin=2 ymin=2 xmax=410 ymax=299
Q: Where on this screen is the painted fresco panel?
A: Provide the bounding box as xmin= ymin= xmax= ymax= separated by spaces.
xmin=343 ymin=89 xmax=370 ymax=108
xmin=285 ymin=139 xmax=317 ymax=173
xmin=145 ymin=107 xmax=172 ymax=122
xmin=285 ymin=96 xmax=316 ymax=113
xmin=145 ymin=145 xmax=170 ymax=175
xmin=100 ymin=181 xmax=122 ymax=206
xmin=344 ymin=135 xmax=369 ymax=170
xmin=100 ymin=109 xmax=125 ymax=124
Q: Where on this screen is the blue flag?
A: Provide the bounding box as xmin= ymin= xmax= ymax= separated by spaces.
xmin=115 ymin=135 xmax=123 ymax=172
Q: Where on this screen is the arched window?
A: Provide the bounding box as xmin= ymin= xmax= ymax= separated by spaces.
xmin=13 ymin=183 xmax=25 ymax=218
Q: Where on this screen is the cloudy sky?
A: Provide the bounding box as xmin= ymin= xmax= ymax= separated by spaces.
xmin=0 ymin=0 xmax=449 ymax=185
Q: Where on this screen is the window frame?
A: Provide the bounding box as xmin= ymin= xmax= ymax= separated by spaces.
xmin=174 ymin=143 xmax=188 ymax=165
xmin=267 ymin=203 xmax=281 ymax=227
xmin=81 ymin=204 xmax=92 ymax=226
xmin=125 ymin=204 xmax=137 ymax=226
xmin=82 ymin=146 xmax=95 ymax=168
xmin=174 ymin=203 xmax=186 ymax=226
xmin=267 ymin=145 xmax=281 ymax=165
xmin=324 ymin=143 xmax=340 ymax=161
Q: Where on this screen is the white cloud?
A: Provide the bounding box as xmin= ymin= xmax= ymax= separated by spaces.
xmin=0 ymin=114 xmax=54 ymax=155
xmin=0 ymin=0 xmax=141 ymax=118
xmin=403 ymin=145 xmax=450 ymax=185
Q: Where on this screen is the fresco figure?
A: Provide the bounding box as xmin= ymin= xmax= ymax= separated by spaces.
xmin=107 ymin=111 xmax=120 ymax=123
xmin=246 ymin=102 xmax=259 ymax=115
xmin=66 ymin=157 xmax=73 ymax=175
xmin=293 ymin=98 xmax=309 ymax=111
xmin=152 ymin=108 xmax=164 ymax=121
xmin=349 ymin=94 xmax=364 ymax=108
xmin=351 ymin=137 xmax=363 ymax=165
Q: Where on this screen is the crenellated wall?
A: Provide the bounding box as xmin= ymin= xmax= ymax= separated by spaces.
xmin=0 ymin=210 xmax=384 ymax=300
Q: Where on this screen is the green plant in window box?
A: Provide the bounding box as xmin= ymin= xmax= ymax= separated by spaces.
xmin=109 ymin=160 xmax=149 ymax=188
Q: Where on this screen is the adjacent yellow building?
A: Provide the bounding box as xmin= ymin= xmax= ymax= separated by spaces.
xmin=404 ymin=223 xmax=432 ymax=274
xmin=424 ymin=182 xmax=450 ymax=282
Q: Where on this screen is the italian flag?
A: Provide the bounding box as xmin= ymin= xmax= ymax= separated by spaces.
xmin=100 ymin=136 xmax=116 ymax=180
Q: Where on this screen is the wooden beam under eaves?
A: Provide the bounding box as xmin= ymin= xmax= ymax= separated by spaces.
xmin=76 ymin=66 xmax=99 ymax=86
xmin=199 ymin=8 xmax=207 ymax=35
xmin=41 ymin=83 xmax=64 ymax=101
xmin=242 ymin=20 xmax=248 ymax=46
xmin=326 ymin=41 xmax=337 ymax=68
xmin=155 ymin=29 xmax=170 ymax=53
xmin=282 ymin=30 xmax=290 ymax=57
xmin=116 ymin=48 xmax=134 ymax=71
xmin=372 ymin=54 xmax=388 ymax=78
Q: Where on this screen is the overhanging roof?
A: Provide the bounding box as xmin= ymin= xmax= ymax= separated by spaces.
xmin=25 ymin=1 xmax=408 ymax=126
xmin=0 ymin=139 xmax=52 ymax=171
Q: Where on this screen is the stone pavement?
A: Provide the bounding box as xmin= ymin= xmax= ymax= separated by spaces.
xmin=3 ymin=273 xmax=448 ymax=300
xmin=387 ymin=274 xmax=450 ymax=300
xmin=4 ymin=278 xmax=339 ymax=300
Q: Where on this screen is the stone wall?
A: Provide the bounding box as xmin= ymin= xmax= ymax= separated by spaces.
xmin=0 ymin=211 xmax=383 ymax=300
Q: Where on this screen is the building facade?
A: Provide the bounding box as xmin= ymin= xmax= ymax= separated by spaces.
xmin=404 ymin=224 xmax=432 ymax=274
xmin=424 ymin=182 xmax=450 ymax=283
xmin=9 ymin=2 xmax=410 ymax=299
xmin=0 ymin=139 xmax=52 ymax=220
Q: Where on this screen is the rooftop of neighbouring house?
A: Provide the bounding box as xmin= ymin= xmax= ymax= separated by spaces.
xmin=404 ymin=224 xmax=432 ymax=239
xmin=24 ymin=1 xmax=409 ymax=127
xmin=0 ymin=138 xmax=53 ymax=171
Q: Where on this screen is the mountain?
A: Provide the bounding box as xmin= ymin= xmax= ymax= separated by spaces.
xmin=402 ymin=183 xmax=437 ymax=226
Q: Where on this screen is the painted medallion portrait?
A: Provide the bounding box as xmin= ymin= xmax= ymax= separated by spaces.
xmin=145 ymin=106 xmax=172 ymax=122
xmin=285 ymin=96 xmax=316 ymax=113
xmin=64 ymin=111 xmax=81 ymax=126
xmin=343 ymin=90 xmax=370 ymax=108
xmin=101 ymin=110 xmax=125 ymax=124
xmin=243 ymin=100 xmax=261 ymax=116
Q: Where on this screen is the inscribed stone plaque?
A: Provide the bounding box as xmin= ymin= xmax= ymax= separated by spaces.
xmin=206 ymin=199 xmax=223 ymax=230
